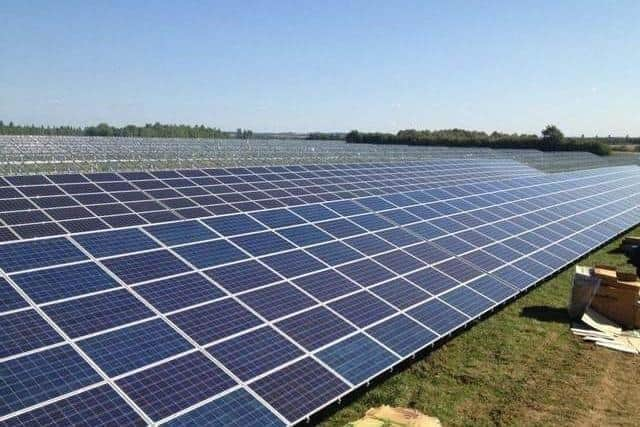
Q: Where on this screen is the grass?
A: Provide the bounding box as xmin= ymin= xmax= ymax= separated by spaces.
xmin=319 ymin=225 xmax=640 ymax=427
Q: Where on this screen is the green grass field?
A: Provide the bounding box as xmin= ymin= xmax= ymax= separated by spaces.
xmin=320 ymin=225 xmax=640 ymax=427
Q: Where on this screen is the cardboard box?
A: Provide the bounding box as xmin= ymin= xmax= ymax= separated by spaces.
xmin=590 ymin=280 xmax=640 ymax=329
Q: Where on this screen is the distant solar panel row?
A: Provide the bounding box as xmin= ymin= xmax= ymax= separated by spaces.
xmin=1 ymin=163 xmax=639 ymax=426
xmin=0 ymin=159 xmax=538 ymax=240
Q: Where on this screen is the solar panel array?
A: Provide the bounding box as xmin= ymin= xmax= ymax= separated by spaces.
xmin=1 ymin=160 xmax=640 ymax=426
xmin=0 ymin=159 xmax=537 ymax=240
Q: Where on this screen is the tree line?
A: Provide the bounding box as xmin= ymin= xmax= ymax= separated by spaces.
xmin=0 ymin=121 xmax=244 ymax=139
xmin=345 ymin=126 xmax=622 ymax=156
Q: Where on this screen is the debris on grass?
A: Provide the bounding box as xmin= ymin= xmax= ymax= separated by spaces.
xmin=347 ymin=406 xmax=441 ymax=427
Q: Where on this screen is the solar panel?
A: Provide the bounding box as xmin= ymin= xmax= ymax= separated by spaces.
xmin=1 ymin=161 xmax=639 ymax=425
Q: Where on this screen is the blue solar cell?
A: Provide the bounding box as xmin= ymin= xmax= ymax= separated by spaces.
xmin=250 ymin=357 xmax=349 ymax=423
xmin=316 ymin=218 xmax=366 ymax=238
xmin=136 ymin=273 xmax=225 ymax=313
xmin=325 ymin=200 xmax=368 ymax=216
xmin=462 ymin=250 xmax=505 ymax=271
xmin=1 ymin=210 xmax=49 ymax=225
xmin=209 ymin=326 xmax=303 ymax=382
xmin=318 ymin=333 xmax=398 ymax=385
xmin=205 ymin=260 xmax=281 ymax=293
xmin=239 ymin=283 xmax=316 ymax=320
xmin=231 ymin=231 xmax=294 ymax=256
xmin=44 ymin=289 xmax=153 ymax=338
xmin=367 ymin=314 xmax=438 ymax=356
xmin=0 ymin=237 xmax=86 ymax=273
xmin=102 ymin=214 xmax=147 ymax=228
xmin=376 ymin=227 xmax=421 ymax=247
xmin=116 ymin=352 xmax=236 ymax=421
xmin=405 ymin=267 xmax=456 ymax=295
xmin=0 ymin=309 xmax=63 ymax=358
xmin=408 ymin=299 xmax=469 ymax=335
xmin=357 ymin=196 xmax=396 ymax=212
xmin=103 ymin=250 xmax=190 ymax=284
xmin=466 ymin=275 xmax=517 ymax=303
xmin=305 ymin=241 xmax=360 ymax=266
xmin=46 ymin=206 xmax=92 ymax=220
xmin=141 ymin=210 xmax=182 ymax=223
xmin=61 ymin=218 xmax=110 ymax=233
xmin=1 ymin=384 xmax=145 ymax=427
xmin=169 ymin=299 xmax=262 ymax=345
xmin=329 ymin=291 xmax=397 ymax=328
xmin=13 ymin=262 xmax=119 ymax=303
xmin=14 ymin=222 xmax=67 ymax=239
xmin=530 ymin=250 xmax=566 ymax=269
xmin=345 ymin=234 xmax=394 ymax=256
xmin=435 ymin=259 xmax=483 ymax=283
xmin=0 ymin=226 xmax=17 ymax=242
xmin=337 ymin=259 xmax=394 ymax=287
xmin=380 ymin=209 xmax=420 ymax=225
xmin=204 ymin=214 xmax=265 ymax=236
xmin=74 ymin=229 xmax=159 ymax=258
xmin=144 ymin=220 xmax=218 ymax=246
xmin=167 ymin=388 xmax=284 ymax=427
xmin=492 ymin=265 xmax=537 ymax=290
xmin=373 ymin=250 xmax=425 ymax=275
xmin=293 ymin=270 xmax=361 ymax=301
xmin=349 ymin=214 xmax=393 ymax=232
xmin=276 ymin=224 xmax=333 ymax=246
xmin=406 ymin=222 xmax=446 ymax=240
xmin=250 ymin=209 xmax=304 ymax=228
xmin=275 ymin=306 xmax=355 ymax=351
xmin=371 ymin=278 xmax=430 ymax=309
xmin=440 ymin=286 xmax=495 ymax=317
xmin=0 ymin=278 xmax=27 ymax=313
xmin=400 ymin=242 xmax=447 ymax=265
xmin=262 ymin=250 xmax=325 ymax=278
xmin=483 ymin=243 xmax=522 ymax=262
xmin=79 ymin=319 xmax=192 ymax=377
xmin=0 ymin=345 xmax=101 ymax=416
xmin=434 ymin=235 xmax=475 ymax=255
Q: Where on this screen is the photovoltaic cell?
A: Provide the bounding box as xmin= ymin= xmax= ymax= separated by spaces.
xmin=329 ymin=291 xmax=397 ymax=328
xmin=135 ymin=273 xmax=225 ymax=313
xmin=262 ymin=250 xmax=325 ymax=278
xmin=338 ymin=259 xmax=394 ymax=287
xmin=43 ymin=289 xmax=154 ymax=338
xmin=371 ymin=278 xmax=430 ymax=309
xmin=167 ymin=388 xmax=284 ymax=427
xmin=102 ymin=250 xmax=191 ymax=284
xmin=275 ymin=307 xmax=355 ymax=351
xmin=408 ymin=299 xmax=469 ymax=335
xmin=79 ymin=319 xmax=193 ymax=376
xmin=204 ymin=214 xmax=266 ymax=236
xmin=145 ymin=220 xmax=218 ymax=246
xmin=0 ymin=384 xmax=145 ymax=427
xmin=0 ymin=277 xmax=27 ymax=313
xmin=232 ymin=232 xmax=294 ymax=256
xmin=0 ymin=238 xmax=86 ymax=273
xmin=293 ymin=270 xmax=361 ymax=301
xmin=208 ymin=326 xmax=303 ymax=381
xmin=169 ymin=298 xmax=262 ymax=345
xmin=0 ymin=345 xmax=101 ymax=416
xmin=367 ymin=314 xmax=438 ymax=356
xmin=250 ymin=357 xmax=349 ymax=423
xmin=440 ymin=286 xmax=495 ymax=317
xmin=0 ymin=309 xmax=63 ymax=358
xmin=239 ymin=283 xmax=316 ymax=320
xmin=317 ymin=334 xmax=398 ymax=385
xmin=116 ymin=352 xmax=236 ymax=421
xmin=13 ymin=262 xmax=119 ymax=303
xmin=73 ymin=229 xmax=159 ymax=258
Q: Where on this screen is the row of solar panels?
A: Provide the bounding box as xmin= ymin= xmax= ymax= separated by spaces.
xmin=0 ymin=159 xmax=538 ymax=241
xmin=1 ymin=164 xmax=639 ymax=426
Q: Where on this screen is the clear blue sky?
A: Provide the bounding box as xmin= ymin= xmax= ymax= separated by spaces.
xmin=1 ymin=0 xmax=638 ymax=135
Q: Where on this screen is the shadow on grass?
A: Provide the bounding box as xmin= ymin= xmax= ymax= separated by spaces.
xmin=520 ymin=306 xmax=569 ymax=324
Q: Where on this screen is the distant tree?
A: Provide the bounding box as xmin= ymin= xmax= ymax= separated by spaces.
xmin=541 ymin=125 xmax=564 ymax=145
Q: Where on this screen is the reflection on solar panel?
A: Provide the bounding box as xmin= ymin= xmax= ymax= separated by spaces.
xmin=1 ymin=160 xmax=639 ymax=426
